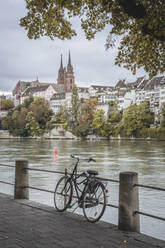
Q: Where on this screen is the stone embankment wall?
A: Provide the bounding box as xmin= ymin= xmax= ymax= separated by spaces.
xmin=0 ymin=129 xmax=78 ymax=140
xmin=0 ymin=130 xmax=12 ymax=139
xmin=0 ymin=129 xmax=158 ymax=140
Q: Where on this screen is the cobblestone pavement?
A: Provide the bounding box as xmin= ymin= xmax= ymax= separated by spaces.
xmin=0 ymin=193 xmax=164 ymax=248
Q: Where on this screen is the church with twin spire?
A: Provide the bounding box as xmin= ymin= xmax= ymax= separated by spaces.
xmin=13 ymin=51 xmax=75 ymax=104
xmin=57 ymin=52 xmax=75 ymax=92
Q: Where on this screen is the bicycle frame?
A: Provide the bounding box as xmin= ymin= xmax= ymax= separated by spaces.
xmin=66 ymin=156 xmax=95 ymax=209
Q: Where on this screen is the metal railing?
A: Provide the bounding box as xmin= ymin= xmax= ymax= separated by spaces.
xmin=0 ymin=162 xmax=165 ymax=225
xmin=0 ymin=163 xmax=15 ymax=186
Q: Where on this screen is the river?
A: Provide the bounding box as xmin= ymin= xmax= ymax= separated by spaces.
xmin=0 ymin=139 xmax=165 ymax=240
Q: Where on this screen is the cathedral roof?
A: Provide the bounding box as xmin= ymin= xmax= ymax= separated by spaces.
xmin=22 ymin=85 xmax=50 ymax=97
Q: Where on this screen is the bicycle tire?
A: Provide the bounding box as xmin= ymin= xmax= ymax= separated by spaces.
xmin=54 ymin=176 xmax=73 ymax=212
xmin=82 ymin=181 xmax=106 ymax=222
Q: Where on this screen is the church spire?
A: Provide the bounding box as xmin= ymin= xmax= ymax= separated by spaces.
xmin=57 ymin=54 xmax=64 ymax=85
xmin=60 ymin=54 xmax=63 ymax=69
xmin=68 ymin=51 xmax=71 ymax=66
xmin=67 ymin=51 xmax=73 ymax=73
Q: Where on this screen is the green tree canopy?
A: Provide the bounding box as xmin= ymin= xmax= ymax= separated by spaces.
xmin=25 ymin=111 xmax=42 ymax=136
xmin=21 ymin=0 xmax=165 ymax=77
xmin=91 ymin=109 xmax=107 ymax=136
xmin=119 ymin=101 xmax=154 ymax=137
xmin=71 ymin=84 xmax=80 ymax=124
xmin=160 ymin=103 xmax=165 ymax=128
xmin=1 ymin=96 xmax=53 ymax=137
xmin=75 ymin=98 xmax=97 ymax=137
xmin=29 ymin=97 xmax=53 ymax=129
xmin=0 ymin=99 xmax=14 ymax=110
xmin=52 ymin=104 xmax=70 ymax=130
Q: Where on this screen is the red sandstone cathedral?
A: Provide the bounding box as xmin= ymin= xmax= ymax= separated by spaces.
xmin=57 ymin=52 xmax=75 ymax=92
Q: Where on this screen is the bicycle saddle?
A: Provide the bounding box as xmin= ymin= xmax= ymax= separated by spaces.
xmin=87 ymin=170 xmax=98 ymax=176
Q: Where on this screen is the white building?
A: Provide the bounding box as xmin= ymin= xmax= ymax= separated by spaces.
xmin=78 ymin=87 xmax=90 ymax=102
xmin=21 ymin=84 xmax=58 ymax=104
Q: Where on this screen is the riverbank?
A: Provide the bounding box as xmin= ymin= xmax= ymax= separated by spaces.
xmin=0 ymin=129 xmax=163 ymax=141
xmin=0 ymin=193 xmax=165 ymax=248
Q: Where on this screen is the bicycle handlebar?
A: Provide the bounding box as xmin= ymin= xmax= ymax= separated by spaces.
xmin=70 ymin=154 xmax=96 ymax=162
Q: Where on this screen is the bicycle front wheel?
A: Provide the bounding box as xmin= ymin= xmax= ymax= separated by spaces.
xmin=54 ymin=176 xmax=73 ymax=212
xmin=83 ymin=182 xmax=106 ymax=222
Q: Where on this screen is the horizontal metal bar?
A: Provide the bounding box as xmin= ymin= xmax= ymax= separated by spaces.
xmin=106 ymin=203 xmax=119 ymax=209
xmin=97 ymin=177 xmax=119 ymax=183
xmin=26 ymin=167 xmax=119 ymax=183
xmin=0 ymin=164 xmax=15 ymax=168
xmin=25 ymin=167 xmax=65 ymax=175
xmin=0 ymin=180 xmax=14 ymax=186
xmin=134 ymin=183 xmax=165 ymax=192
xmin=134 ymin=210 xmax=165 ymax=222
xmin=27 ymin=186 xmax=54 ymax=194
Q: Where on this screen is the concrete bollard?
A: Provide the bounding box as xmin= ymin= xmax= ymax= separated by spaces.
xmin=118 ymin=172 xmax=140 ymax=232
xmin=14 ymin=160 xmax=29 ymax=200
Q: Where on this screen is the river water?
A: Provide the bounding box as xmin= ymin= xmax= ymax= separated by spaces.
xmin=0 ymin=139 xmax=165 ymax=241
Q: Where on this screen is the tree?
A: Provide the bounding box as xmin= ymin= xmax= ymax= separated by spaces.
xmin=0 ymin=99 xmax=14 ymax=110
xmin=71 ymin=84 xmax=80 ymax=127
xmin=22 ymin=96 xmax=34 ymax=108
xmin=25 ymin=111 xmax=42 ymax=136
xmin=21 ymin=0 xmax=165 ymax=77
xmin=75 ymin=98 xmax=97 ymax=137
xmin=160 ymin=103 xmax=165 ymax=128
xmin=137 ymin=101 xmax=154 ymax=128
xmin=1 ymin=96 xmax=53 ymax=136
xmin=119 ymin=101 xmax=153 ymax=137
xmin=2 ymin=107 xmax=29 ymax=136
xmin=29 ymin=97 xmax=53 ymax=129
xmin=52 ymin=104 xmax=70 ymax=130
xmin=91 ymin=109 xmax=107 ymax=136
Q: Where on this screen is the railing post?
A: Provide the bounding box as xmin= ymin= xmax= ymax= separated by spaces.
xmin=14 ymin=160 xmax=29 ymax=200
xmin=118 ymin=172 xmax=140 ymax=232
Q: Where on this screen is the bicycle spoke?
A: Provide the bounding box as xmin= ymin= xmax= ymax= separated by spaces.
xmin=54 ymin=176 xmax=73 ymax=212
xmin=83 ymin=182 xmax=106 ymax=222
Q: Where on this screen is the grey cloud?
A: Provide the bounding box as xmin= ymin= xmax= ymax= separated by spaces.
xmin=0 ymin=1 xmax=146 ymax=93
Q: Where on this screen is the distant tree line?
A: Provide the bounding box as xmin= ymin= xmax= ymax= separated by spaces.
xmin=53 ymin=85 xmax=165 ymax=140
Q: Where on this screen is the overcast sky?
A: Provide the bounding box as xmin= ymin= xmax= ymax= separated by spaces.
xmin=0 ymin=0 xmax=155 ymax=94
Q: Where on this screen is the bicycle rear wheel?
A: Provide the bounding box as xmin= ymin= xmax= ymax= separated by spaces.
xmin=54 ymin=176 xmax=73 ymax=212
xmin=82 ymin=182 xmax=106 ymax=222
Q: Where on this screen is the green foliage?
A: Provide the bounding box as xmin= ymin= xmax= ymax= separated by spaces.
xmin=25 ymin=111 xmax=42 ymax=136
xmin=22 ymin=96 xmax=34 ymax=108
xmin=91 ymin=109 xmax=106 ymax=136
xmin=0 ymin=99 xmax=14 ymax=110
xmin=148 ymin=127 xmax=165 ymax=140
xmin=108 ymin=110 xmax=122 ymax=124
xmin=119 ymin=101 xmax=154 ymax=137
xmin=29 ymin=97 xmax=53 ymax=129
xmin=160 ymin=103 xmax=165 ymax=128
xmin=76 ymin=98 xmax=98 ymax=137
xmin=20 ymin=0 xmax=165 ymax=77
xmin=53 ymin=105 xmax=69 ymax=130
xmin=1 ymin=96 xmax=53 ymax=137
xmin=71 ymin=84 xmax=80 ymax=126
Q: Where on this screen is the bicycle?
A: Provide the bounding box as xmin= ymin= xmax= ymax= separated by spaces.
xmin=54 ymin=155 xmax=107 ymax=222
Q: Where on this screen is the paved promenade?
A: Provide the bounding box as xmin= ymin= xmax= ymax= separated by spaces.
xmin=0 ymin=193 xmax=164 ymax=248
